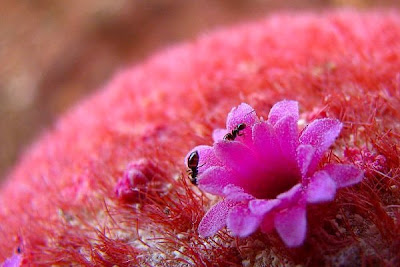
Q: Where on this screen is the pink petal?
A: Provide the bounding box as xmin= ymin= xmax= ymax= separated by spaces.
xmin=212 ymin=128 xmax=227 ymax=142
xmin=274 ymin=115 xmax=299 ymax=164
xmin=306 ymin=171 xmax=337 ymax=203
xmin=2 ymin=253 xmax=22 ymax=267
xmin=226 ymin=103 xmax=258 ymax=130
xmin=277 ymin=183 xmax=302 ymax=202
xmin=198 ymin=199 xmax=238 ymax=237
xmin=299 ymin=119 xmax=343 ymax=174
xmin=268 ymin=100 xmax=299 ymax=126
xmin=323 ymin=164 xmax=364 ymax=188
xmin=227 ymin=205 xmax=263 ymax=237
xmin=185 ymin=145 xmax=222 ymax=172
xmin=223 ymin=185 xmax=254 ymax=201
xmin=274 ymin=205 xmax=307 ymax=247
xmin=276 ymin=184 xmax=304 ymax=209
xmin=214 ymin=141 xmax=258 ymax=176
xmin=225 ymin=103 xmax=258 ymax=146
xmin=249 ymin=199 xmax=281 ymax=216
xmin=252 ymin=122 xmax=281 ymax=164
xmin=297 ymin=144 xmax=315 ymax=178
xmin=198 ymin=166 xmax=234 ymax=195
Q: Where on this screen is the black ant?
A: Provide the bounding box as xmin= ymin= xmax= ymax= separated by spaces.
xmin=223 ymin=123 xmax=246 ymax=141
xmin=187 ymin=150 xmax=200 ymax=185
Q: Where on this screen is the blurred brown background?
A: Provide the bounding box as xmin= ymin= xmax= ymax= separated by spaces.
xmin=0 ymin=0 xmax=398 ymax=180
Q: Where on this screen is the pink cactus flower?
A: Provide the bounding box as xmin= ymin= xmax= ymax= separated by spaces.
xmin=187 ymin=101 xmax=364 ymax=247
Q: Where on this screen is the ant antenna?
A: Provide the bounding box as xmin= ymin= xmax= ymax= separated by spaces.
xmin=244 ymin=109 xmax=256 ymax=117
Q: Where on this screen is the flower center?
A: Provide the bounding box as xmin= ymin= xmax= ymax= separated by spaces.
xmin=242 ymin=163 xmax=300 ymax=200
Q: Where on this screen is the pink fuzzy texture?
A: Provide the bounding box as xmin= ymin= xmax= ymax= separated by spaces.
xmin=1 ymin=10 xmax=400 ymax=266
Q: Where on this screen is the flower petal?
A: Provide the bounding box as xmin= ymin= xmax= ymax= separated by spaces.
xmin=212 ymin=128 xmax=227 ymax=142
xmin=223 ymin=185 xmax=254 ymax=201
xmin=2 ymin=253 xmax=22 ymax=267
xmin=249 ymin=199 xmax=281 ymax=216
xmin=214 ymin=141 xmax=258 ymax=176
xmin=198 ymin=199 xmax=238 ymax=237
xmin=306 ymin=170 xmax=337 ymax=203
xmin=299 ymin=118 xmax=343 ymax=174
xmin=185 ymin=145 xmax=222 ymax=173
xmin=224 ymin=103 xmax=259 ymax=146
xmin=227 ymin=204 xmax=263 ymax=237
xmin=297 ymin=144 xmax=315 ymax=178
xmin=276 ymin=184 xmax=303 ymax=210
xmin=226 ymin=103 xmax=258 ymax=130
xmin=277 ymin=183 xmax=302 ymax=202
xmin=274 ymin=115 xmax=299 ymax=164
xmin=198 ymin=166 xmax=234 ymax=195
xmin=274 ymin=205 xmax=307 ymax=247
xmin=268 ymin=100 xmax=299 ymax=126
xmin=252 ymin=121 xmax=281 ymax=164
xmin=323 ymin=164 xmax=364 ymax=188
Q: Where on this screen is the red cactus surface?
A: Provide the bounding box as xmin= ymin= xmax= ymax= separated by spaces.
xmin=1 ymin=10 xmax=400 ymax=266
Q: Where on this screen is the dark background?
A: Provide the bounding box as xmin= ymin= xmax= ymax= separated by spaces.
xmin=0 ymin=0 xmax=398 ymax=180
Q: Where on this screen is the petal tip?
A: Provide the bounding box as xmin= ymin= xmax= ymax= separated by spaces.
xmin=268 ymin=100 xmax=299 ymax=126
xmin=275 ymin=206 xmax=307 ymax=248
xmin=306 ymin=171 xmax=337 ymax=203
xmin=227 ymin=205 xmax=262 ymax=237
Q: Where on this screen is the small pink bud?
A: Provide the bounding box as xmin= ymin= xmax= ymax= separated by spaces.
xmin=114 ymin=159 xmax=157 ymax=203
